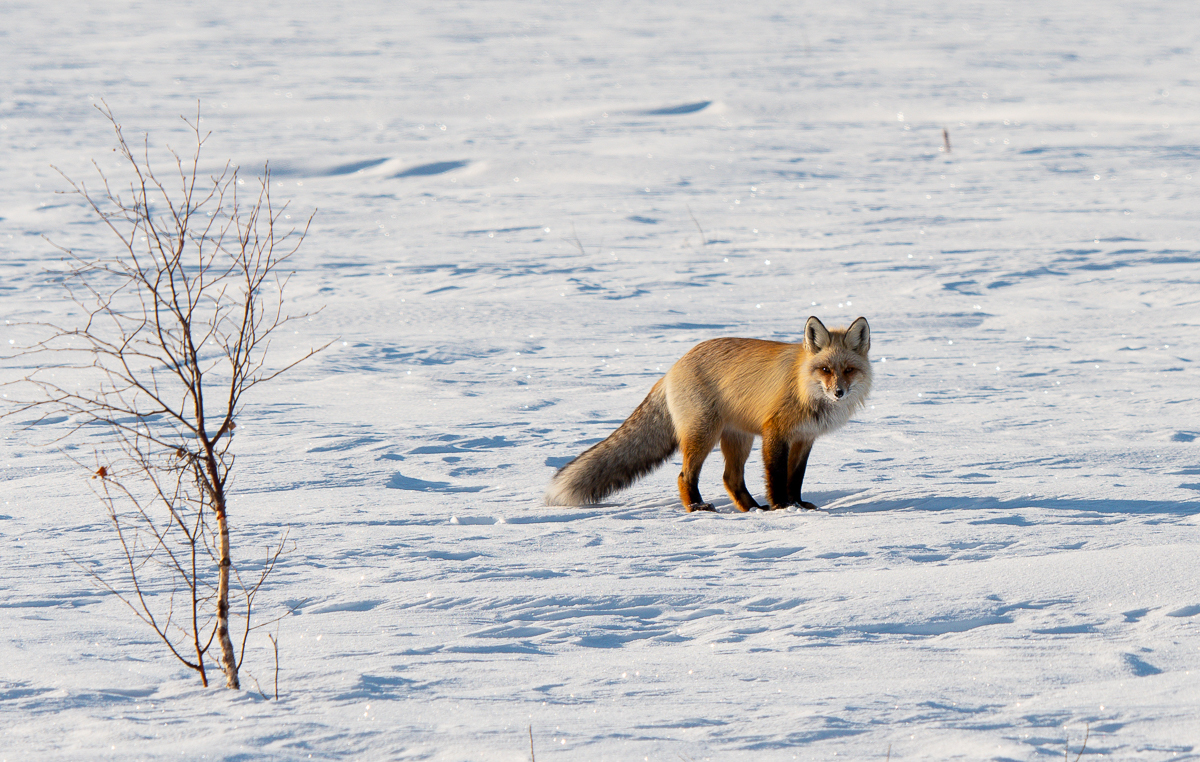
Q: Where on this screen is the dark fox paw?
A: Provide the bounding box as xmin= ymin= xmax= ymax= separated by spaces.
xmin=685 ymin=502 xmax=716 ymax=513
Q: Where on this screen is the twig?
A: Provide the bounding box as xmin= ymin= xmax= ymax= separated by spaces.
xmin=686 ymin=205 xmax=707 ymax=246
xmin=565 ymin=222 xmax=586 ymax=255
xmin=1066 ymin=723 xmax=1089 ymax=761
xmin=268 ymin=631 xmax=280 ymax=700
xmin=529 ymin=724 xmax=536 ymax=762
xmin=249 ymin=673 xmax=268 ymax=701
xmin=942 ymin=128 xmax=952 ymax=154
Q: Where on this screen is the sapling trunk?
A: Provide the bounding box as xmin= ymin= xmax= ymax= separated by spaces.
xmin=214 ymin=495 xmax=239 ymax=690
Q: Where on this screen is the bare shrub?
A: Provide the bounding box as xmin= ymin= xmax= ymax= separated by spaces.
xmin=3 ymin=102 xmax=323 ymax=689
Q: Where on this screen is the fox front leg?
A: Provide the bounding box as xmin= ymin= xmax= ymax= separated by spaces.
xmin=761 ymin=429 xmax=792 ymax=510
xmin=787 ymin=440 xmax=818 ymax=510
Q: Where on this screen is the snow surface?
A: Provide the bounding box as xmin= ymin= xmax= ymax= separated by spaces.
xmin=3 ymin=1 xmax=1200 ymax=759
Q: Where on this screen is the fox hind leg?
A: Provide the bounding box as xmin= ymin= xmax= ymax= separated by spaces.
xmin=720 ymin=431 xmax=760 ymax=512
xmin=677 ymin=425 xmax=720 ymax=512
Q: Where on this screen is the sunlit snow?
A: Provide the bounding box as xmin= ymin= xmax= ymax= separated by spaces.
xmin=2 ymin=1 xmax=1199 ymax=760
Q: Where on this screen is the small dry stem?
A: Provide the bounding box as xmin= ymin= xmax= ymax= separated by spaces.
xmin=686 ymin=205 xmax=707 ymax=246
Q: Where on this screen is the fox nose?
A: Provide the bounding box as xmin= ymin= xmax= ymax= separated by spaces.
xmin=835 ymin=387 xmax=845 ymax=399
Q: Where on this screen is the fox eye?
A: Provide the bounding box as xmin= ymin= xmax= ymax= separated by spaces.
xmin=844 ymin=368 xmax=856 ymax=376
xmin=819 ymin=366 xmax=832 ymax=375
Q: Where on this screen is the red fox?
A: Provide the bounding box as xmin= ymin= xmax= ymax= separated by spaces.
xmin=545 ymin=316 xmax=871 ymax=512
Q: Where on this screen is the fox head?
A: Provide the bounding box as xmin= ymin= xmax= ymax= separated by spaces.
xmin=803 ymin=316 xmax=872 ymax=404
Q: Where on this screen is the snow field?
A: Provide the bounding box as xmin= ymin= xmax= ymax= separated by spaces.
xmin=3 ymin=0 xmax=1200 ymax=759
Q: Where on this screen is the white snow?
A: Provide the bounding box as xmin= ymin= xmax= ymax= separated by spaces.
xmin=3 ymin=1 xmax=1199 ymax=759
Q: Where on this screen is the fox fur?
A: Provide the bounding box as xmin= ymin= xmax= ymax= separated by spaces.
xmin=544 ymin=316 xmax=872 ymax=512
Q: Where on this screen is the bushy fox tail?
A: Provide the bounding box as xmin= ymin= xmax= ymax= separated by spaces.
xmin=544 ymin=380 xmax=678 ymax=505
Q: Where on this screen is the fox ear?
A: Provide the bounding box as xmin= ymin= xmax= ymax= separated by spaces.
xmin=845 ymin=316 xmax=870 ymax=354
xmin=804 ymin=316 xmax=831 ymax=351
